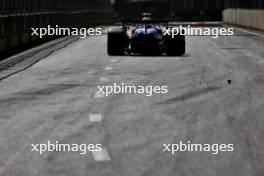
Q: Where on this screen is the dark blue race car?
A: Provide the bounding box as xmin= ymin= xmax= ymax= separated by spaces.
xmin=107 ymin=18 xmax=185 ymax=56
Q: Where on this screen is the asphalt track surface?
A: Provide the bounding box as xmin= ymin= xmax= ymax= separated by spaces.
xmin=0 ymin=26 xmax=264 ymax=176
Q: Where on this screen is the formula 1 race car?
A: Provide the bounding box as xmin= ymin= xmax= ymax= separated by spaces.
xmin=107 ymin=17 xmax=185 ymax=56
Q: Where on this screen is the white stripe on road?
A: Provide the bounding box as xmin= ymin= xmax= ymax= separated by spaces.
xmin=92 ymin=148 xmax=111 ymax=162
xmin=105 ymin=67 xmax=113 ymax=71
xmin=94 ymin=92 xmax=105 ymax=98
xmin=110 ymin=59 xmax=118 ymax=62
xmin=89 ymin=114 xmax=102 ymax=122
xmin=100 ymin=77 xmax=109 ymax=82
xmin=236 ymin=27 xmax=264 ymax=38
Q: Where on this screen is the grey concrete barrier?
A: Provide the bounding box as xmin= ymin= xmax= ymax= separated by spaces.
xmin=223 ymin=9 xmax=264 ymax=31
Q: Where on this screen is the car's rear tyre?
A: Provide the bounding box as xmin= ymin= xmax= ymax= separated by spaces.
xmin=164 ymin=31 xmax=186 ymax=56
xmin=107 ymin=27 xmax=128 ymax=56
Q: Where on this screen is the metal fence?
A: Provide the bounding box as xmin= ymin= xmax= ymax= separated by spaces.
xmin=0 ymin=0 xmax=108 ymax=15
xmin=0 ymin=0 xmax=115 ymax=54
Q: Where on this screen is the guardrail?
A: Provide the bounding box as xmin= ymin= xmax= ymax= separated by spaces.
xmin=223 ymin=9 xmax=264 ymax=31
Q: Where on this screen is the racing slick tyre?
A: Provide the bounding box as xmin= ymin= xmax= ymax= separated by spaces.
xmin=163 ymin=31 xmax=185 ymax=56
xmin=107 ymin=27 xmax=129 ymax=56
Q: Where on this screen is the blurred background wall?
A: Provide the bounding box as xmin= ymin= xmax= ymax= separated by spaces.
xmin=0 ymin=0 xmax=116 ymax=55
xmin=114 ymin=0 xmax=223 ymax=21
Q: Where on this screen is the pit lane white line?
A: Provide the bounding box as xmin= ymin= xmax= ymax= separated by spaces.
xmin=105 ymin=67 xmax=113 ymax=71
xmin=99 ymin=77 xmax=109 ymax=82
xmin=236 ymin=27 xmax=264 ymax=38
xmin=89 ymin=114 xmax=103 ymax=122
xmin=110 ymin=59 xmax=118 ymax=62
xmin=92 ymin=148 xmax=111 ymax=162
xmin=94 ymin=92 xmax=105 ymax=98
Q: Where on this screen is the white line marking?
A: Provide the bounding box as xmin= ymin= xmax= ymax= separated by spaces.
xmin=105 ymin=67 xmax=113 ymax=71
xmin=236 ymin=27 xmax=264 ymax=38
xmin=94 ymin=92 xmax=105 ymax=98
xmin=99 ymin=77 xmax=109 ymax=82
xmin=92 ymin=148 xmax=111 ymax=162
xmin=110 ymin=59 xmax=118 ymax=62
xmin=89 ymin=114 xmax=102 ymax=122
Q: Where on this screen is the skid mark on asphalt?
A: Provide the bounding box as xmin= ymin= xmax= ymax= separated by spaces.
xmin=17 ymin=84 xmax=78 ymax=96
xmin=0 ymin=36 xmax=78 ymax=82
xmin=0 ymin=85 xmax=78 ymax=105
xmin=92 ymin=148 xmax=111 ymax=162
xmin=156 ymin=86 xmax=221 ymax=105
